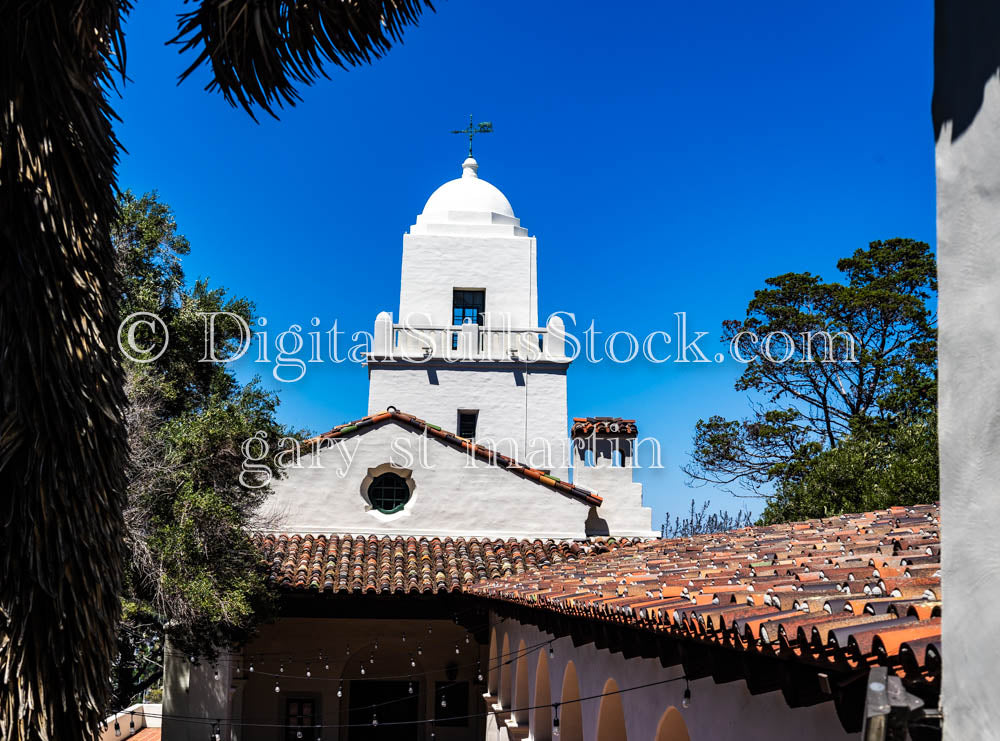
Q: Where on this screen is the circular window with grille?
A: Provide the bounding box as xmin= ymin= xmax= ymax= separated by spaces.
xmin=367 ymin=472 xmax=412 ymax=514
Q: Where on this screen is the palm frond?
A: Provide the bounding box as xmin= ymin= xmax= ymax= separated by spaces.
xmin=171 ymin=0 xmax=435 ymax=120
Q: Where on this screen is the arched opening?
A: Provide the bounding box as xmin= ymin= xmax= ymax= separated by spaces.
xmin=498 ymin=633 xmax=512 ymax=708
xmin=513 ymin=640 xmax=530 ymax=724
xmin=596 ymin=678 xmax=627 ymax=741
xmin=487 ymin=628 xmax=499 ymax=697
xmin=654 ymin=707 xmax=691 ymax=741
xmin=532 ymin=649 xmax=552 ymax=741
xmin=559 ymin=661 xmax=583 ymax=741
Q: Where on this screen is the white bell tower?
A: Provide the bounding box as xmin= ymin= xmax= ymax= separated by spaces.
xmin=367 ymin=157 xmax=571 ymax=479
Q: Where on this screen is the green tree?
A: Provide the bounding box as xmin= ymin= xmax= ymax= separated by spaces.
xmin=111 ymin=192 xmax=287 ymax=709
xmin=684 ymin=239 xmax=938 ymax=522
xmin=2 ymin=5 xmax=431 ymax=738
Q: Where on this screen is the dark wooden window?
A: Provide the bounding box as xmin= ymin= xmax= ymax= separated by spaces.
xmin=285 ymin=698 xmax=317 ymax=740
xmin=452 ymin=290 xmax=485 ymax=326
xmin=458 ymin=411 xmax=478 ymax=439
xmin=367 ymin=473 xmax=410 ymax=514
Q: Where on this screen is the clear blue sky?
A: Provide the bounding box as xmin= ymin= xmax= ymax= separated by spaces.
xmin=114 ymin=1 xmax=935 ymax=525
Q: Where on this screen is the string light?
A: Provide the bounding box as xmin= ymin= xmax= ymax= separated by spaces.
xmin=295 ymin=730 xmax=303 ymax=739
xmin=305 ymin=663 xmax=312 ymax=678
xmin=369 ymin=652 xmax=375 ymax=665
xmin=682 ymin=680 xmax=691 ymax=708
xmin=337 ymin=684 xmax=343 ymax=698
xmin=410 ymin=654 xmax=416 ymax=668
xmin=213 ymin=666 xmax=219 ymax=681
xmin=476 ymin=661 xmax=484 ymax=683
xmin=408 ymin=682 xmax=414 ymax=695
xmin=440 ymin=695 xmax=447 ymax=709
xmin=212 ymin=720 xmax=221 ymax=741
xmin=248 ymin=657 xmax=255 ymax=673
xmin=129 ymin=712 xmax=135 ymax=734
xmin=401 ymin=632 xmax=406 ymax=643
xmin=549 ymin=642 xmax=555 ymax=658
xmin=315 ymin=723 xmax=322 ymax=740
xmin=274 ymin=679 xmax=280 ymax=693
xmin=345 ymin=643 xmax=351 ymax=657
xmin=454 ymin=643 xmax=460 ymax=655
xmin=552 ymin=702 xmax=560 ymax=736
xmin=373 ymin=639 xmax=379 ymax=651
xmin=360 ymin=665 xmax=366 ymax=676
xmin=371 ymin=713 xmax=378 ymax=727
xmin=417 ymin=643 xmax=423 ymax=656
xmin=427 ymin=623 xmax=433 ymax=635
xmin=465 ymin=632 xmax=471 ymax=644
xmin=113 ymin=716 xmax=121 ymax=737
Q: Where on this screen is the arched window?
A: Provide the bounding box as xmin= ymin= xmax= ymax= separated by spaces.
xmin=532 ymin=650 xmax=552 ymax=741
xmin=654 ymin=707 xmax=690 ymax=741
xmin=367 ymin=472 xmax=410 ymax=513
xmin=559 ymin=662 xmax=583 ymax=741
xmin=596 ymin=678 xmax=627 ymax=741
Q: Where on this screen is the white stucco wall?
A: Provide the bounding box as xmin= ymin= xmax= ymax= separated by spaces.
xmin=367 ymin=363 xmax=570 ymax=482
xmin=936 ymin=44 xmax=1000 ymax=741
xmin=398 ymin=233 xmax=538 ymax=329
xmin=163 ymin=639 xmax=236 ymax=741
xmin=487 ymin=616 xmax=856 ymax=741
xmin=262 ymin=420 xmax=589 ymax=539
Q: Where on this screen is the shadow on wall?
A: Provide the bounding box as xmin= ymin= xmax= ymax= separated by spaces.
xmin=933 ymin=1 xmax=1000 ymax=141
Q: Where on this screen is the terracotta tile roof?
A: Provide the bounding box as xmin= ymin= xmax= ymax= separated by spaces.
xmin=262 ymin=534 xmax=634 ymax=593
xmin=571 ymin=417 xmax=637 ymax=436
xmin=468 ymin=503 xmax=941 ymax=686
xmin=304 ymin=409 xmax=602 ymax=506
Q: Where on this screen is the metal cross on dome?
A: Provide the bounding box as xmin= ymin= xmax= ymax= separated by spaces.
xmin=451 ymin=114 xmax=493 ymax=157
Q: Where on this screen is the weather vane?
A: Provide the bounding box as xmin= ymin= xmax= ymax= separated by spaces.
xmin=451 ymin=114 xmax=493 ymax=157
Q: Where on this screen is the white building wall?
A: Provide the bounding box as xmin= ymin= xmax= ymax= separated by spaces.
xmin=262 ymin=421 xmax=588 ymax=539
xmin=367 ymin=364 xmax=570 ymax=482
xmin=487 ymin=616 xmax=857 ymax=741
xmin=399 ymin=234 xmax=538 ymax=329
xmin=935 ymin=11 xmax=1000 ymax=739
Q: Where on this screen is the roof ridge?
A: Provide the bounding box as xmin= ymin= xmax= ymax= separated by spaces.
xmin=301 ymin=409 xmax=602 ymax=506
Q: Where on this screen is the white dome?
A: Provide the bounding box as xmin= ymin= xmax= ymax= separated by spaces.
xmin=420 ymin=157 xmax=515 ymax=218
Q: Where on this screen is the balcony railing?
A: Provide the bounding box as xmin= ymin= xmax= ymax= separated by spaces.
xmin=369 ymin=315 xmax=569 ymax=362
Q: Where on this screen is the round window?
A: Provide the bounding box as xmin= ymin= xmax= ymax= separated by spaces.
xmin=368 ymin=472 xmax=411 ymax=514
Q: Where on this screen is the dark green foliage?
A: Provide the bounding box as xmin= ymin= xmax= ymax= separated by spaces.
xmin=112 ymin=193 xmax=288 ymax=708
xmin=684 ymin=239 xmax=938 ymax=523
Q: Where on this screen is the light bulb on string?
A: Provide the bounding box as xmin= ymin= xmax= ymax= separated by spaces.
xmin=454 ymin=643 xmax=460 ymax=654
xmin=369 ymin=653 xmax=375 ymax=664
xmin=476 ymin=662 xmax=484 ymax=683
xmin=465 ymin=632 xmax=471 ymax=644
xmin=427 ymin=623 xmax=432 ymax=635
xmin=212 ymin=720 xmax=221 ymax=741
xmin=440 ymin=695 xmax=447 ymax=709
xmin=337 ymin=684 xmax=343 ymax=698
xmin=682 ymin=680 xmax=692 ymax=709
xmin=360 ymin=665 xmax=366 ymax=676
xmin=279 ymin=662 xmax=285 ymax=674
xmin=296 ymin=730 xmax=303 ymax=739
xmin=345 ymin=643 xmax=351 ymax=657
xmin=129 ymin=712 xmax=135 ymax=734
xmin=373 ymin=639 xmax=379 ymax=651
xmin=371 ymin=713 xmax=378 ymax=727
xmin=113 ymin=717 xmax=121 ymax=737
xmin=410 ymin=654 xmax=416 ymax=668
xmin=549 ymin=642 xmax=554 ymax=658
xmin=248 ymin=657 xmax=255 ymax=673
xmin=401 ymin=632 xmax=406 ymax=643
xmin=315 ymin=724 xmax=322 ymax=741
xmin=274 ymin=679 xmax=281 ymax=693
xmin=305 ymin=663 xmax=311 ymax=678
xmin=417 ymin=643 xmax=423 ymax=656
xmin=552 ymin=702 xmax=560 ymax=736
xmin=408 ymin=682 xmax=414 ymax=695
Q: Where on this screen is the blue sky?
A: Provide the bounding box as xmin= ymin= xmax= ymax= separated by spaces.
xmin=114 ymin=1 xmax=935 ymax=525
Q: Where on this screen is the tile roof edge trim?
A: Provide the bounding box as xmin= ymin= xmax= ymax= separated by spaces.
xmin=301 ymin=409 xmax=603 ymax=506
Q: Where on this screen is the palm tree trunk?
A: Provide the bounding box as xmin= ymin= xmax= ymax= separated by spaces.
xmin=1 ymin=3 xmax=129 ymax=739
